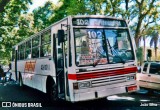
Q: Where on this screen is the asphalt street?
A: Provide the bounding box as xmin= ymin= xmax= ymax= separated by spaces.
xmin=0 ymin=81 xmax=160 ymax=110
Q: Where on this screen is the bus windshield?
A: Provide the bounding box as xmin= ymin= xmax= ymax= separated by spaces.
xmin=74 ymin=28 xmax=134 ymax=66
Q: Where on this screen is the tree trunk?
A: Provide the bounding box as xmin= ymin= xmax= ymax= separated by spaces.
xmin=125 ymin=0 xmax=129 ymax=11
xmin=134 ymin=17 xmax=143 ymax=47
xmin=135 ymin=36 xmax=140 ymax=48
xmin=143 ymin=37 xmax=146 ymax=61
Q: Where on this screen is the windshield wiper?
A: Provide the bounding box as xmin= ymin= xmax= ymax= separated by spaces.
xmin=106 ymin=38 xmax=126 ymax=64
xmin=92 ymin=31 xmax=109 ymax=67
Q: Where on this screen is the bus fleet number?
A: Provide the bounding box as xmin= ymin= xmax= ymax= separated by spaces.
xmin=41 ymin=64 xmax=50 ymax=70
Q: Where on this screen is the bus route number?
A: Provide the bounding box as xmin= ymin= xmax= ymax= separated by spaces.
xmin=76 ymin=19 xmax=89 ymax=25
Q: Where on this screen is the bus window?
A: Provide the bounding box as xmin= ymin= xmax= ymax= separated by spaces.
xmin=12 ymin=48 xmax=15 ymax=61
xmin=75 ymin=29 xmax=107 ymax=66
xmin=32 ymin=36 xmax=40 ymax=47
xmin=104 ymin=29 xmax=134 ymax=63
xmin=42 ymin=45 xmax=51 ymax=56
xmin=32 ymin=36 xmax=40 ymax=58
xmin=19 ymin=45 xmax=25 ymax=60
xmin=25 ymin=40 xmax=31 ymax=59
xmin=32 ymin=47 xmax=39 ymax=58
xmin=41 ymin=31 xmax=51 ymax=44
xmin=41 ymin=30 xmax=51 ymax=57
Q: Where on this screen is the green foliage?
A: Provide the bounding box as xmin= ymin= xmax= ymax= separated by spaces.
xmin=0 ymin=0 xmax=10 ymax=13
xmin=136 ymin=47 xmax=143 ymax=64
xmin=67 ymin=0 xmax=86 ymax=15
xmin=131 ymin=0 xmax=160 ymax=46
xmin=33 ymin=1 xmax=55 ymax=31
xmin=0 ymin=0 xmax=32 ymax=65
xmin=50 ymin=0 xmax=69 ymax=23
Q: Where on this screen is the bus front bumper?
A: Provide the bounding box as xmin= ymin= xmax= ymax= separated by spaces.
xmin=73 ymin=84 xmax=138 ymax=102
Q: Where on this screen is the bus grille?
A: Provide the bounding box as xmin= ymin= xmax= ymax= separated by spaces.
xmin=91 ymin=75 xmax=127 ymax=87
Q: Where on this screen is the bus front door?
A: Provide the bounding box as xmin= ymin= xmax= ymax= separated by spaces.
xmin=57 ymin=48 xmax=65 ymax=98
xmin=54 ymin=31 xmax=68 ymax=100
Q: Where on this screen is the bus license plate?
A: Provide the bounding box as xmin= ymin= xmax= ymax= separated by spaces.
xmin=127 ymin=85 xmax=137 ymax=92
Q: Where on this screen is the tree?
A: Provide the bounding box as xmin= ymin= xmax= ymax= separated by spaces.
xmin=136 ymin=47 xmax=143 ymax=65
xmin=132 ymin=0 xmax=160 ymax=47
xmin=66 ymin=0 xmax=123 ymax=16
xmin=0 ymin=0 xmax=10 ymax=13
xmin=50 ymin=0 xmax=69 ymax=23
xmin=33 ymin=1 xmax=55 ymax=31
xmin=150 ymin=32 xmax=159 ymax=60
xmin=0 ymin=0 xmax=32 ymax=64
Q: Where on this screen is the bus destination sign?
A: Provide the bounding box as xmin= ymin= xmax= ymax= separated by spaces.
xmin=72 ymin=18 xmax=126 ymax=27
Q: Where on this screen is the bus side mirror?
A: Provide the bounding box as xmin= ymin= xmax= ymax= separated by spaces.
xmin=58 ymin=30 xmax=65 ymax=45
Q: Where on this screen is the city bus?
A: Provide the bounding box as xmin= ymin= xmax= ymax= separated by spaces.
xmin=11 ymin=15 xmax=138 ymax=102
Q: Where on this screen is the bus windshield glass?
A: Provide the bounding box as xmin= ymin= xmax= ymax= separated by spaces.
xmin=74 ymin=28 xmax=134 ymax=66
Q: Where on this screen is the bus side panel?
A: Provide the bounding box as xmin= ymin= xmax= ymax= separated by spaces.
xmin=11 ymin=62 xmax=16 ymax=81
xmin=32 ymin=58 xmax=56 ymax=92
xmin=18 ymin=60 xmax=33 ymax=87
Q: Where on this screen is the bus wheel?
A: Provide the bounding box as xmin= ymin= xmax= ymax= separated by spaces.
xmin=47 ymin=81 xmax=58 ymax=102
xmin=19 ymin=74 xmax=23 ymax=87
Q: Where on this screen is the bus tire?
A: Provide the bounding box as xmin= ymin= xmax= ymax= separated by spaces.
xmin=19 ymin=74 xmax=23 ymax=87
xmin=47 ymin=79 xmax=58 ymax=102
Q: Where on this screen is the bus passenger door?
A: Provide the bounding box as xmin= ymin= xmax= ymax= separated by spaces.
xmin=55 ymin=30 xmax=68 ymax=99
xmin=57 ymin=47 xmax=65 ymax=96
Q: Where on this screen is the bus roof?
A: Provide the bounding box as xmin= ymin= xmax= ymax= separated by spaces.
xmin=13 ymin=15 xmax=126 ymax=48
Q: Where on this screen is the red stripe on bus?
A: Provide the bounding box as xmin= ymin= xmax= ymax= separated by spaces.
xmin=68 ymin=66 xmax=137 ymax=80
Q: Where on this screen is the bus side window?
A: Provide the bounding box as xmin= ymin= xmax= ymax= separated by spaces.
xmin=44 ymin=45 xmax=51 ymax=56
xmin=41 ymin=30 xmax=51 ymax=57
xmin=32 ymin=48 xmax=39 ymax=58
xmin=40 ymin=49 xmax=44 ymax=57
xmin=12 ymin=48 xmax=15 ymax=61
xmin=32 ymin=36 xmax=40 ymax=58
xmin=19 ymin=45 xmax=25 ymax=60
xmin=25 ymin=40 xmax=31 ymax=59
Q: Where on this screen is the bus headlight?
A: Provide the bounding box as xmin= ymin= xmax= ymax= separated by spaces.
xmin=127 ymin=76 xmax=130 ymax=80
xmin=79 ymin=81 xmax=91 ymax=89
xmin=127 ymin=75 xmax=135 ymax=80
xmin=130 ymin=76 xmax=134 ymax=80
xmin=73 ymin=81 xmax=91 ymax=89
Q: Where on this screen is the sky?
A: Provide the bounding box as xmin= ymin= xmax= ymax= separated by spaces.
xmin=29 ymin=0 xmax=59 ymax=12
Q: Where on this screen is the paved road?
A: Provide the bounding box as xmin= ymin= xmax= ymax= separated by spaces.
xmin=0 ymin=81 xmax=160 ymax=110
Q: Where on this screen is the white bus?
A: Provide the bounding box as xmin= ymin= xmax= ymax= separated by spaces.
xmin=11 ymin=15 xmax=138 ymax=102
